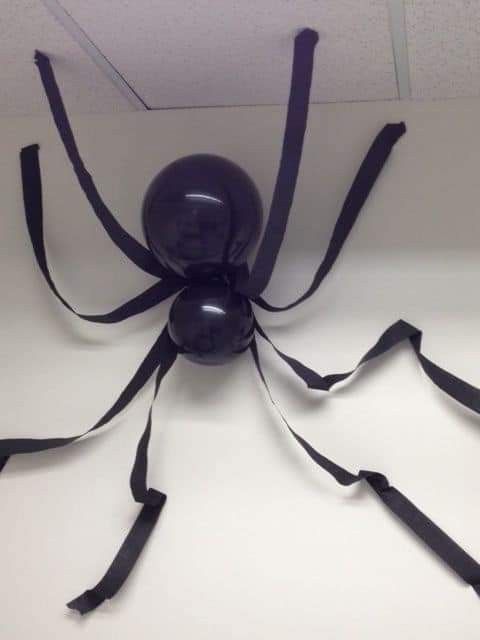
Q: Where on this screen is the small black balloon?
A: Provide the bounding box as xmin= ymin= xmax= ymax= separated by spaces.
xmin=168 ymin=282 xmax=254 ymax=365
xmin=142 ymin=154 xmax=263 ymax=279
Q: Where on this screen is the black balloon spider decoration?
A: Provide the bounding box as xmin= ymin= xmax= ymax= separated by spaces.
xmin=2 ymin=28 xmax=480 ymax=615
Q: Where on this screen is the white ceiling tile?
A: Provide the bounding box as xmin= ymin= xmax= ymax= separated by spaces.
xmin=59 ymin=0 xmax=398 ymax=108
xmin=0 ymin=0 xmax=134 ymax=116
xmin=406 ymin=0 xmax=480 ymax=99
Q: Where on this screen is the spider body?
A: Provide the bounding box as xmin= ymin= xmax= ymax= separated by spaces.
xmin=143 ymin=153 xmax=262 ymax=363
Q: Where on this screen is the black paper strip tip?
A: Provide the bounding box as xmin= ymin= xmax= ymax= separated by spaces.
xmin=67 ymin=589 xmax=105 ymax=615
xmin=296 ymin=28 xmax=319 ymax=46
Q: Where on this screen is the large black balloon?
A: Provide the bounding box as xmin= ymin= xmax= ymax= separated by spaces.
xmin=142 ymin=154 xmax=263 ymax=280
xmin=168 ymin=282 xmax=254 ymax=365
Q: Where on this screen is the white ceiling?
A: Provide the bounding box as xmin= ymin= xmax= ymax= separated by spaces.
xmin=0 ymin=0 xmax=133 ymax=115
xmin=406 ymin=0 xmax=480 ymax=99
xmin=1 ymin=1 xmax=480 ymax=116
xmin=59 ymin=0 xmax=398 ymax=107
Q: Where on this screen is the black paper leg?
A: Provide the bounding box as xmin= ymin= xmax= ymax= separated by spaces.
xmin=250 ymin=339 xmax=480 ymax=598
xmin=0 ymin=326 xmax=172 ymax=467
xmin=239 ymin=28 xmax=319 ymax=297
xmin=255 ymin=319 xmax=480 ymax=416
xmin=33 ymin=51 xmax=168 ymax=278
xmin=254 ymin=122 xmax=406 ymax=311
xmin=20 ymin=145 xmax=185 ymax=323
xmin=67 ymin=334 xmax=178 ymax=614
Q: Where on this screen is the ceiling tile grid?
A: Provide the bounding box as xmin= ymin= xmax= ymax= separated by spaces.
xmin=0 ymin=0 xmax=133 ymax=116
xmin=4 ymin=1 xmax=480 ymax=116
xmin=59 ymin=0 xmax=398 ymax=108
xmin=405 ymin=0 xmax=480 ymax=99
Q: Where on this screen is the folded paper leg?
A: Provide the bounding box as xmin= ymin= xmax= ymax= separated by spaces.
xmin=33 ymin=51 xmax=167 ymax=278
xmin=20 ymin=145 xmax=184 ymax=324
xmin=254 ymin=122 xmax=406 ymax=311
xmin=0 ymin=327 xmax=172 ymax=463
xmin=68 ymin=335 xmax=178 ymax=614
xmin=255 ymin=319 xmax=480 ymax=416
xmin=251 ymin=338 xmax=480 ymax=598
xmin=239 ymin=28 xmax=318 ymax=298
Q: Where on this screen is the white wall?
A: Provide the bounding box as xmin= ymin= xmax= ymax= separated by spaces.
xmin=1 ymin=98 xmax=480 ymax=638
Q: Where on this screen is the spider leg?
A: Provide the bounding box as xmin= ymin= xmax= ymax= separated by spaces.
xmin=67 ymin=334 xmax=178 ymax=615
xmin=254 ymin=318 xmax=480 ymax=415
xmin=0 ymin=326 xmax=171 ymax=471
xmin=33 ymin=51 xmax=168 ymax=278
xmin=21 ymin=144 xmax=185 ymax=323
xmin=254 ymin=122 xmax=406 ymax=311
xmin=238 ymin=28 xmax=318 ymax=297
xmin=250 ymin=338 xmax=480 ymax=599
